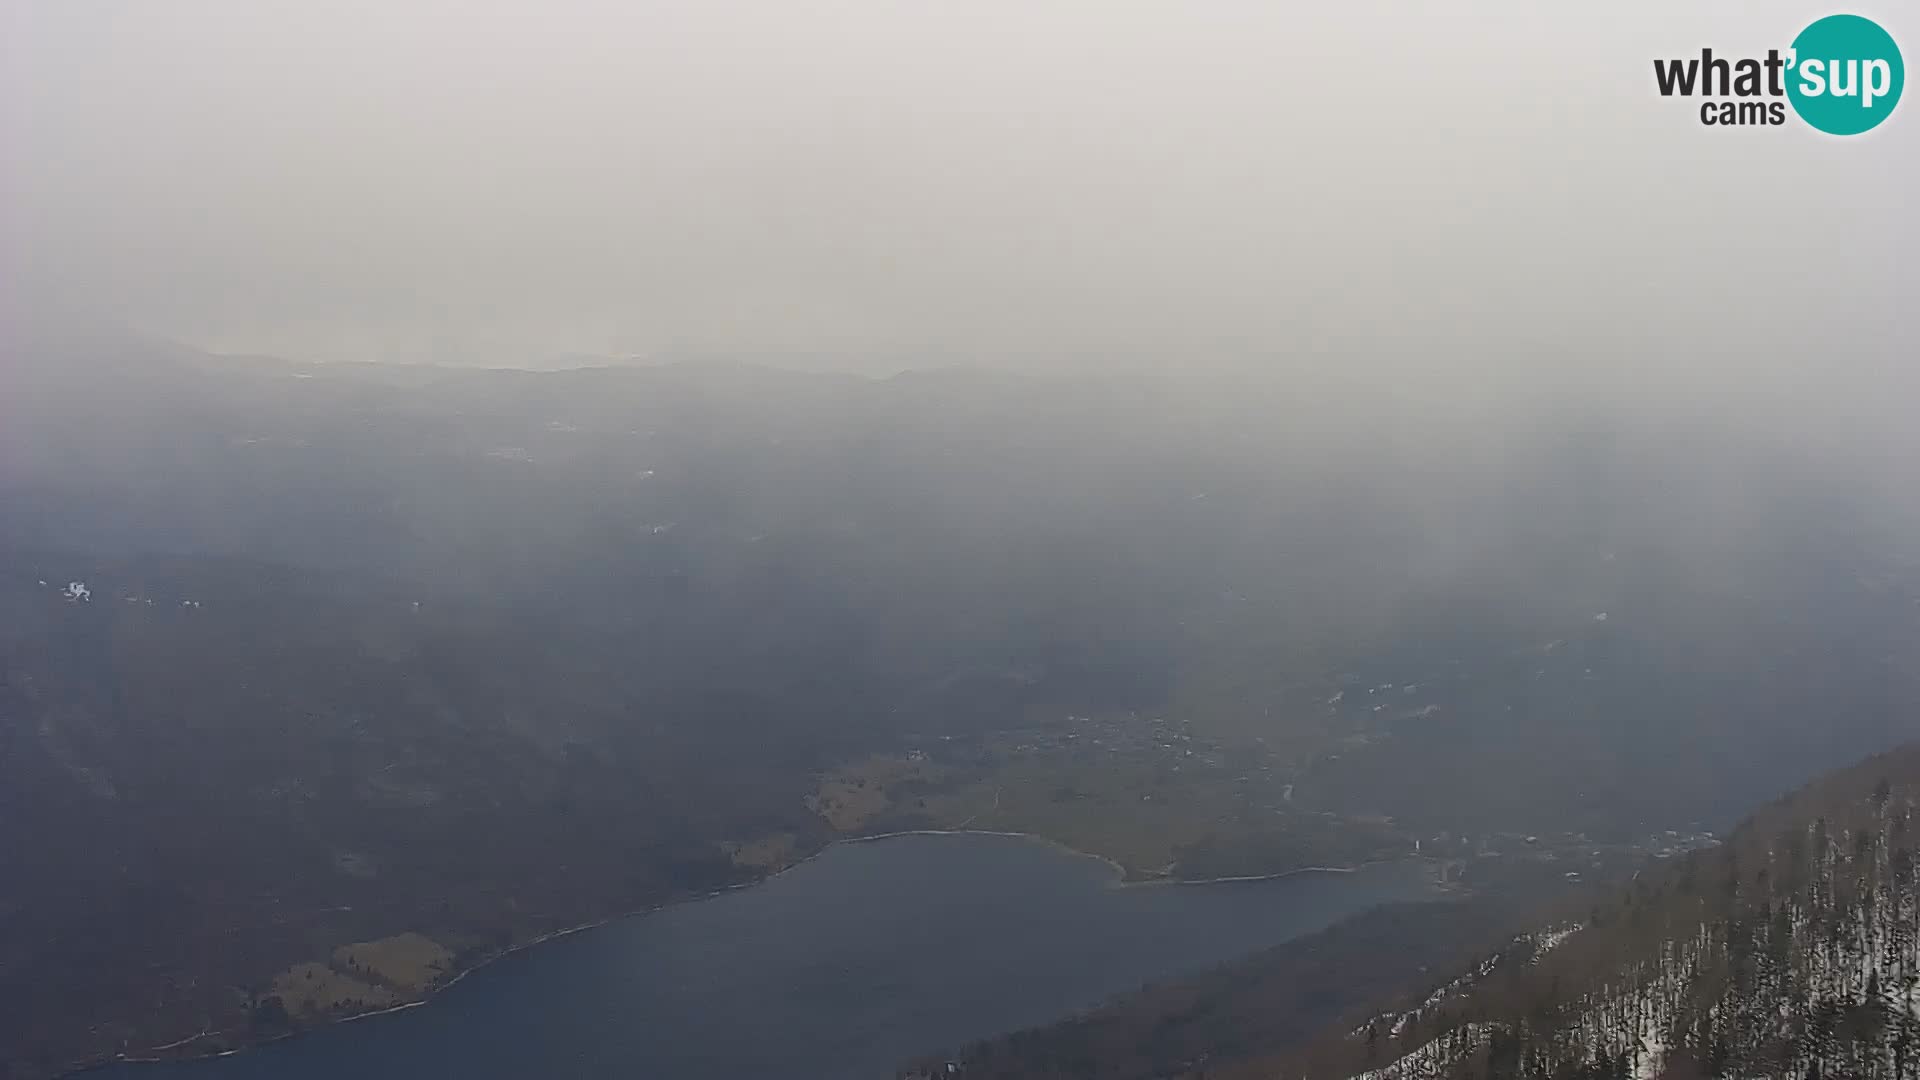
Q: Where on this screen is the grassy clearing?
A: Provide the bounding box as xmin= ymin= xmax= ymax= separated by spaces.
xmin=809 ymin=725 xmax=1406 ymax=880
xmin=723 ymin=832 xmax=802 ymax=871
xmin=270 ymin=962 xmax=396 ymax=1018
xmin=805 ymin=754 xmax=943 ymax=831
xmin=332 ymin=932 xmax=453 ymax=991
xmin=268 ymin=932 xmax=453 ymax=1020
xmin=923 ymin=755 xmax=1255 ymax=877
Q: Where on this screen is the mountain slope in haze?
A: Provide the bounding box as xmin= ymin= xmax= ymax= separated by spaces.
xmin=899 ymin=884 xmax=1585 ymax=1080
xmin=1262 ymin=743 xmax=1920 ymax=1080
xmin=928 ymin=745 xmax=1920 ymax=1080
xmin=6 ymin=329 xmax=1920 ymax=1078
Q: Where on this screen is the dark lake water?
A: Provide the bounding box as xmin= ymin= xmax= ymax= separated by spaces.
xmin=99 ymin=834 xmax=1437 ymax=1080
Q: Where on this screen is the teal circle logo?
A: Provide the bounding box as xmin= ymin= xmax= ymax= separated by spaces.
xmin=1787 ymin=14 xmax=1904 ymax=134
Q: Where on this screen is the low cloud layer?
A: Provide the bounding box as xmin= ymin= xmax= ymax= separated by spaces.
xmin=4 ymin=1 xmax=1913 ymax=407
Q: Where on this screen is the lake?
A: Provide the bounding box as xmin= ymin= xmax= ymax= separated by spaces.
xmin=97 ymin=833 xmax=1438 ymax=1080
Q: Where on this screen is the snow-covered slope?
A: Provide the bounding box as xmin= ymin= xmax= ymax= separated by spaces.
xmin=1323 ymin=745 xmax=1920 ymax=1080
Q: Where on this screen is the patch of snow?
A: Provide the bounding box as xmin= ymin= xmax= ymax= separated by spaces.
xmin=1347 ymin=1022 xmax=1496 ymax=1080
xmin=1629 ymin=1002 xmax=1667 ymax=1080
xmin=1530 ymin=923 xmax=1583 ymax=962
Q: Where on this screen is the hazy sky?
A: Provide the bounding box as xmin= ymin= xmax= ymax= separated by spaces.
xmin=3 ymin=1 xmax=1913 ymax=388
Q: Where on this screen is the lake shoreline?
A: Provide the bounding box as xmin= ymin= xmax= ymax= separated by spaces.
xmin=79 ymin=831 xmax=1434 ymax=1077
xmin=833 ymin=827 xmax=1429 ymax=890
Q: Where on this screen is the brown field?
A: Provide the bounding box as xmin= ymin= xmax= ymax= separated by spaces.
xmin=724 ymin=832 xmax=802 ymax=871
xmin=270 ymin=962 xmax=396 ymax=1019
xmin=809 ymin=726 xmax=1401 ymax=881
xmin=268 ymin=932 xmax=454 ymax=1020
xmin=331 ymin=931 xmax=453 ymax=991
xmin=920 ymin=757 xmax=1244 ymax=877
xmin=805 ymin=754 xmax=943 ymax=831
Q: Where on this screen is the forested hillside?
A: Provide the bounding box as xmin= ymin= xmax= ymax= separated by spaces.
xmin=1261 ymin=743 xmax=1920 ymax=1080
xmin=927 ymin=745 xmax=1920 ymax=1080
